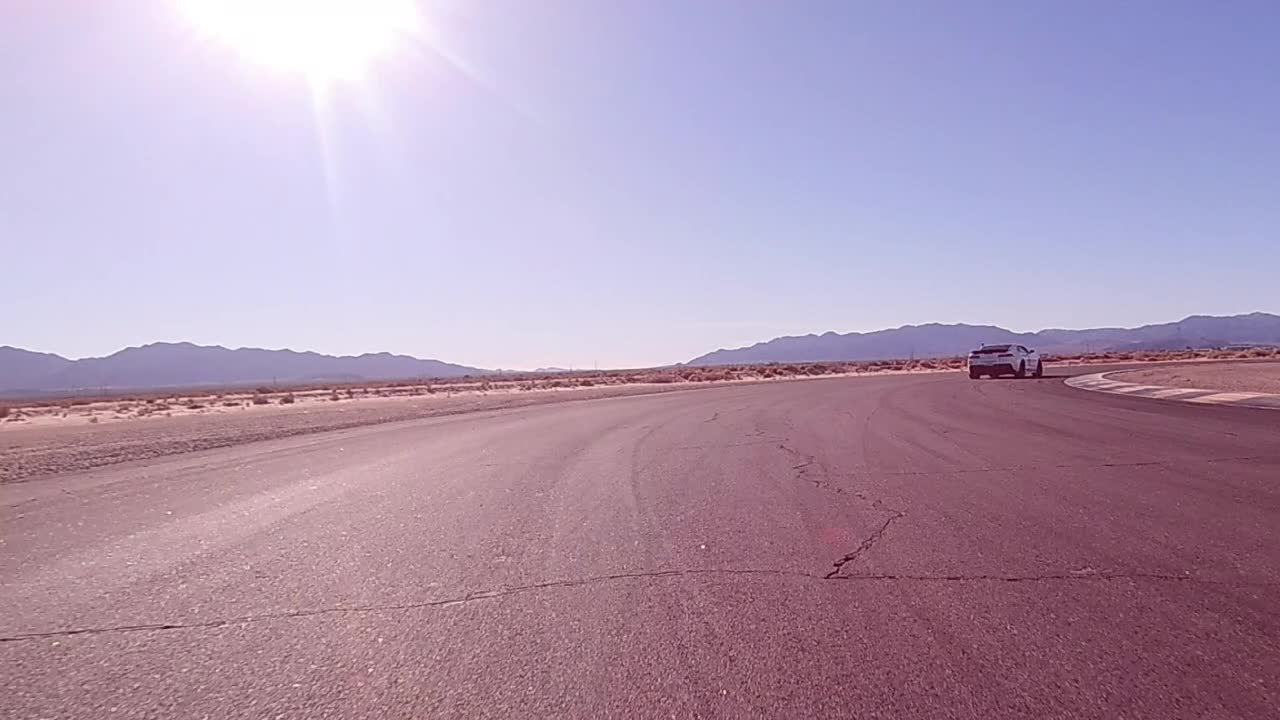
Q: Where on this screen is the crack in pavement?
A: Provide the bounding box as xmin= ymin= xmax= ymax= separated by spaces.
xmin=769 ymin=443 xmax=917 ymax=578
xmin=0 ymin=569 xmax=812 ymax=643
xmin=777 ymin=442 xmax=845 ymax=494
xmin=3 ymin=568 xmax=1272 ymax=644
xmin=825 ymin=506 xmax=906 ymax=578
xmin=671 ymin=439 xmax=780 ymax=451
xmin=778 ymin=443 xmax=817 ymax=473
xmin=829 ymin=572 xmax=1278 ymax=585
xmin=807 ymin=455 xmax=1279 ymax=480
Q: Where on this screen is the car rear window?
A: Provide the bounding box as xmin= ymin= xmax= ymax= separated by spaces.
xmin=977 ymin=345 xmax=1011 ymax=353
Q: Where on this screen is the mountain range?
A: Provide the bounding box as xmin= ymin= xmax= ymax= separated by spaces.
xmin=4 ymin=313 xmax=1278 ymax=394
xmin=0 ymin=343 xmax=484 ymax=395
xmin=686 ymin=312 xmax=1280 ymax=366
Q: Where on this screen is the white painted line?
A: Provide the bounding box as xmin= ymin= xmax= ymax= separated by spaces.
xmin=1146 ymin=388 xmax=1208 ymax=399
xmin=1064 ymin=371 xmax=1280 ymax=411
xmin=1182 ymin=392 xmax=1271 ymax=405
xmin=1108 ymin=385 xmax=1165 ymax=394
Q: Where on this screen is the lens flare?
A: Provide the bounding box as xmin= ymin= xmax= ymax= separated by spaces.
xmin=178 ymin=0 xmax=420 ymax=83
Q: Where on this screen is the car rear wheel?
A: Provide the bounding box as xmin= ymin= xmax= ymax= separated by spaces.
xmin=1033 ymin=360 xmax=1043 ymax=378
xmin=1015 ymin=360 xmax=1026 ymax=379
xmin=969 ymin=368 xmax=981 ymax=380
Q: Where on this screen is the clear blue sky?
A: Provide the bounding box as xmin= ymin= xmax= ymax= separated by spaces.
xmin=4 ymin=1 xmax=1278 ymax=369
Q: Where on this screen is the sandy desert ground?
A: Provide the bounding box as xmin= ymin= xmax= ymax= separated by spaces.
xmin=1110 ymin=360 xmax=1280 ymax=394
xmin=4 ymin=349 xmax=1277 ymax=484
xmin=1 ymin=362 xmax=951 ymax=483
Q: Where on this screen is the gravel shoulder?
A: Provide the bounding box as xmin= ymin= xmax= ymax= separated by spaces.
xmin=1 ymin=367 xmax=972 ymax=484
xmin=0 ymin=383 xmax=710 ymax=484
xmin=1109 ymin=361 xmax=1280 ymax=395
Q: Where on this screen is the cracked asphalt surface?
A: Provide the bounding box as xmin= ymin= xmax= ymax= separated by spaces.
xmin=3 ymin=369 xmax=1279 ymax=718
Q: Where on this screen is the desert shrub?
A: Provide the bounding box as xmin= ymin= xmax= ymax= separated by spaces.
xmin=644 ymin=374 xmax=679 ymax=384
xmin=578 ymin=378 xmax=595 ymax=387
xmin=255 ymin=386 xmax=273 ymax=394
xmin=252 ymin=394 xmax=271 ymax=405
xmin=918 ymin=360 xmax=937 ymax=369
xmin=185 ymin=401 xmax=205 ymax=410
xmin=330 ymin=391 xmax=341 ymax=401
xmin=0 ymin=406 xmax=9 ymax=419
xmin=88 ymin=417 xmax=99 ymax=424
xmin=222 ymin=400 xmax=240 ymax=407
xmin=345 ymin=388 xmax=356 ymax=398
xmin=278 ymin=393 xmax=296 ymax=405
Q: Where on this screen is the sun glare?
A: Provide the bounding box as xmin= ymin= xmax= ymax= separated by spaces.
xmin=179 ymin=0 xmax=420 ymax=82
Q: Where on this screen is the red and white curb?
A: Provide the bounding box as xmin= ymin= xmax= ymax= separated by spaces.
xmin=1066 ymin=372 xmax=1280 ymax=410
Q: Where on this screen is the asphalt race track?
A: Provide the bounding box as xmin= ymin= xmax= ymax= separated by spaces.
xmin=4 ymin=367 xmax=1279 ymax=718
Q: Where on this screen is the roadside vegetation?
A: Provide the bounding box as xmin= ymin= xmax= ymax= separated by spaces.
xmin=3 ymin=347 xmax=1278 ymax=426
xmin=4 ymin=348 xmax=1277 ymax=483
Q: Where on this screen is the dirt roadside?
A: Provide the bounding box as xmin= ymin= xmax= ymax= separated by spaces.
xmin=0 ymin=382 xmax=731 ymax=484
xmin=1 ymin=362 xmax=989 ymax=484
xmin=1109 ymin=361 xmax=1280 ymax=395
xmin=7 ymin=356 xmax=1275 ymax=484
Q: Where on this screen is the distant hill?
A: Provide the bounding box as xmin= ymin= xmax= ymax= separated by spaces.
xmin=686 ymin=313 xmax=1280 ymax=366
xmin=0 ymin=342 xmax=487 ymax=395
xmin=0 ymin=346 xmax=74 ymax=391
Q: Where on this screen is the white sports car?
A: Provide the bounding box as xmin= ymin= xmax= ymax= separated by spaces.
xmin=968 ymin=344 xmax=1043 ymax=379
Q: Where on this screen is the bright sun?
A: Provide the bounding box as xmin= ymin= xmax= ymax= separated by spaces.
xmin=178 ymin=0 xmax=420 ymax=82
